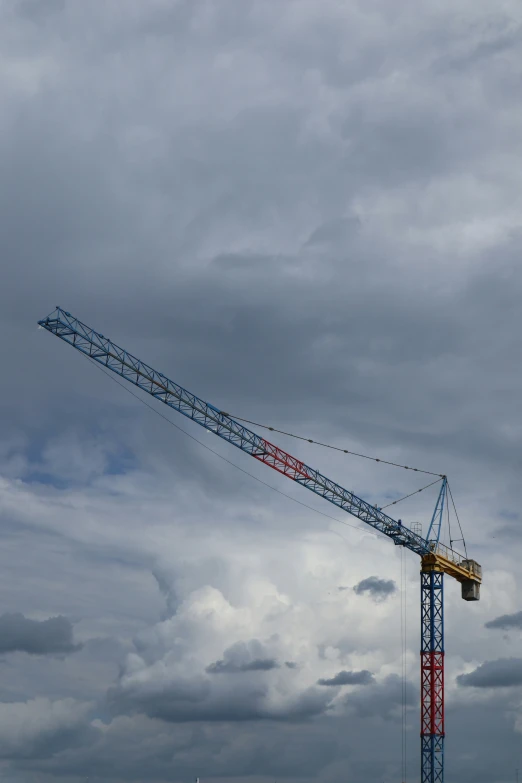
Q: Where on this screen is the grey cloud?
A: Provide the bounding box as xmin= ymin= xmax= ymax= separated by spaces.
xmin=203 ymin=639 xmax=279 ymax=675
xmin=8 ymin=690 xmax=522 ymax=783
xmin=111 ymin=676 xmax=333 ymax=724
xmin=318 ymin=670 xmax=374 ymax=687
xmin=16 ymin=0 xmax=66 ymax=21
xmin=305 ymin=216 xmax=361 ymax=248
xmin=1 ymin=0 xmax=522 ymax=779
xmin=457 ymin=658 xmax=522 ymax=688
xmin=110 ymin=636 xmax=330 ymax=723
xmin=22 ymin=712 xmax=342 ymax=782
xmin=440 ymin=24 xmax=522 ymax=73
xmin=353 ymin=577 xmax=397 ymax=600
xmin=485 ymin=611 xmax=522 ymax=630
xmin=207 ymin=658 xmax=279 ymax=674
xmin=345 ymin=675 xmax=417 ymax=720
xmin=0 ymin=697 xmax=93 ymax=760
xmin=0 ymin=613 xmax=80 ymax=655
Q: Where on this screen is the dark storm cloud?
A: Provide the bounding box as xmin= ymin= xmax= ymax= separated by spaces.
xmin=206 ymin=658 xmax=279 ymax=673
xmin=485 ymin=611 xmax=522 ymax=630
xmin=0 ymin=613 xmax=80 ymax=655
xmin=457 ymin=658 xmax=522 ymax=688
xmin=353 ymin=576 xmax=397 ymax=600
xmin=318 ymin=669 xmax=374 ymax=686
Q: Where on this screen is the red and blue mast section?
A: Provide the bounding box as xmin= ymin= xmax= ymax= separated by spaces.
xmin=421 ymin=480 xmax=447 ymax=783
xmin=38 ymin=307 xmax=482 ymax=783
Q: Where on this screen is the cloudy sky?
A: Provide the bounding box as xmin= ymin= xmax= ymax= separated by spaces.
xmin=1 ymin=0 xmax=522 ymax=781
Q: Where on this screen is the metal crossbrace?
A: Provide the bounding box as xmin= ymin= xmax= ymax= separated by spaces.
xmin=38 ymin=307 xmax=434 ymax=556
xmin=420 ymin=570 xmax=444 ymax=783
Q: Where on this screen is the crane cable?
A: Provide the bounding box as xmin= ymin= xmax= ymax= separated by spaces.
xmin=80 ymin=353 xmax=456 ymax=541
xmin=400 ymin=547 xmax=408 ymax=783
xmin=225 ymin=413 xmax=444 ymax=477
xmin=447 ymin=482 xmax=468 ymax=558
xmin=228 ymin=411 xmax=467 ymax=551
xmin=82 ymin=355 xmax=379 ymax=538
xmin=379 ymin=477 xmax=443 ymax=510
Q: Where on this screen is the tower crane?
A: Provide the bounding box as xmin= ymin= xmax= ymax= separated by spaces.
xmin=38 ymin=307 xmax=482 ymax=783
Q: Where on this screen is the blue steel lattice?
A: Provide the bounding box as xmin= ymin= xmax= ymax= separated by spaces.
xmin=421 ymin=570 xmax=444 ymax=783
xmin=38 ymin=307 xmax=434 ymax=556
xmin=421 ymin=571 xmax=444 ymax=655
xmin=426 ymin=478 xmax=447 ymax=544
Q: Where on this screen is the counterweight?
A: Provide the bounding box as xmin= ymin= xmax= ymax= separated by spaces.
xmin=38 ymin=306 xmax=482 ymax=783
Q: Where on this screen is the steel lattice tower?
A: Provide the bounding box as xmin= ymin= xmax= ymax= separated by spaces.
xmin=421 ymin=570 xmax=444 ymax=783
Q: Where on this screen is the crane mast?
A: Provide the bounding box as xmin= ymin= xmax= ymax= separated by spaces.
xmin=38 ymin=307 xmax=482 ymax=783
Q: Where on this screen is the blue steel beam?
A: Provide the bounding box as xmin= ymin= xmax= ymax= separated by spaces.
xmin=38 ymin=307 xmax=432 ymax=556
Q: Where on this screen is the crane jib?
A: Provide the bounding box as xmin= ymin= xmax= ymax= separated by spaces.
xmin=38 ymin=307 xmax=437 ymax=558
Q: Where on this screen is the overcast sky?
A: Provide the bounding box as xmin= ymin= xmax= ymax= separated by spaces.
xmin=1 ymin=1 xmax=522 ymax=781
